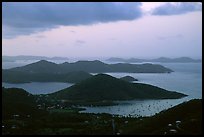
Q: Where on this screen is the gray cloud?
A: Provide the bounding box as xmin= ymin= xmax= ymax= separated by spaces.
xmin=152 ymin=2 xmax=202 ymax=16
xmin=3 ymin=2 xmax=142 ymax=38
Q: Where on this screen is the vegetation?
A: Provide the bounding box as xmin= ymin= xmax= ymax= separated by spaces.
xmin=8 ymin=60 xmax=173 ymax=73
xmin=2 ymin=87 xmax=47 ymax=120
xmin=2 ymin=70 xmax=92 ymax=83
xmin=120 ymin=76 xmax=138 ymax=82
xmin=3 ymin=59 xmax=173 ymax=83
xmin=49 ymin=74 xmax=187 ymax=104
xmin=2 ymin=87 xmax=201 ymax=135
xmin=119 ymin=99 xmax=202 ymax=135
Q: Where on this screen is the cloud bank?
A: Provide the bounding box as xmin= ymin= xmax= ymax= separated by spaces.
xmin=3 ymin=2 xmax=142 ymax=38
xmin=152 ymin=2 xmax=202 ymax=16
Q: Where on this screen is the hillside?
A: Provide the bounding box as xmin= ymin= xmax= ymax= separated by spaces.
xmin=9 ymin=60 xmax=173 ymax=73
xmin=2 ymin=87 xmax=200 ymax=135
xmin=50 ymin=74 xmax=187 ymax=102
xmin=121 ymin=99 xmax=202 ymax=135
xmin=120 ymin=76 xmax=138 ymax=82
xmin=2 ymin=69 xmax=92 ymax=83
xmin=3 ymin=60 xmax=173 ymax=83
xmin=2 ymin=87 xmax=46 ymax=119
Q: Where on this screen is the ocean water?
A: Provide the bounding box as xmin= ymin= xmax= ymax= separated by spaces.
xmin=2 ymin=60 xmax=202 ymax=117
xmin=81 ymin=62 xmax=202 ymax=117
xmin=98 ymin=62 xmax=202 ymax=98
xmin=80 ymin=98 xmax=189 ymax=117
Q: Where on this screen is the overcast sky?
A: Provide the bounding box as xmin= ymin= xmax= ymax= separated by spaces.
xmin=2 ymin=2 xmax=202 ymax=59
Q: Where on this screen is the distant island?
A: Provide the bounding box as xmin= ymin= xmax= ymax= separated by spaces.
xmin=2 ymin=60 xmax=173 ymax=83
xmin=120 ymin=76 xmax=138 ymax=82
xmin=2 ymin=55 xmax=69 ymax=62
xmin=49 ymin=74 xmax=187 ymax=105
xmin=107 ymin=57 xmax=201 ymax=63
xmin=8 ymin=60 xmax=173 ymax=73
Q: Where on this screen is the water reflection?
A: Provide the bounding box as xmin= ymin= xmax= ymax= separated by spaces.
xmin=80 ymin=97 xmax=191 ymax=117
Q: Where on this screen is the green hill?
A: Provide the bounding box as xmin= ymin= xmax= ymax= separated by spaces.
xmin=2 ymin=87 xmax=46 ymax=119
xmin=3 ymin=60 xmax=173 ymax=83
xmin=2 ymin=70 xmax=92 ymax=83
xmin=2 ymin=87 xmax=35 ymax=104
xmin=2 ymin=87 xmax=200 ymax=135
xmin=50 ymin=74 xmax=187 ymax=102
xmin=120 ymin=76 xmax=138 ymax=82
xmin=9 ymin=60 xmax=173 ymax=73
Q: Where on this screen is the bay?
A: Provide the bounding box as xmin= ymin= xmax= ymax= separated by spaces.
xmin=2 ymin=60 xmax=202 ymax=117
xmin=81 ymin=62 xmax=202 ymax=117
xmin=81 ymin=98 xmax=189 ymax=117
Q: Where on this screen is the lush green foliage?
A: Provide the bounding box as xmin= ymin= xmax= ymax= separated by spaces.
xmin=3 ymin=60 xmax=173 ymax=83
xmin=50 ymin=74 xmax=187 ymax=102
xmin=2 ymin=88 xmax=201 ymax=135
xmin=120 ymin=76 xmax=138 ymax=82
xmin=8 ymin=60 xmax=173 ymax=73
xmin=2 ymin=70 xmax=92 ymax=83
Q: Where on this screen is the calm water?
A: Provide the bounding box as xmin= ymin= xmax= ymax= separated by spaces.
xmin=81 ymin=98 xmax=190 ymax=117
xmin=81 ymin=62 xmax=202 ymax=117
xmin=2 ymin=60 xmax=72 ymax=94
xmin=2 ymin=60 xmax=202 ymax=117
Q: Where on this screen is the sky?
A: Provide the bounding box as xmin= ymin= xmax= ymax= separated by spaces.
xmin=2 ymin=2 xmax=202 ymax=59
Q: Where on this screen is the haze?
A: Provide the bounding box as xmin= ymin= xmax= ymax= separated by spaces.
xmin=2 ymin=2 xmax=202 ymax=59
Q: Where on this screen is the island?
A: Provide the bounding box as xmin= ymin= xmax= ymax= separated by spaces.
xmin=3 ymin=60 xmax=173 ymax=83
xmin=107 ymin=57 xmax=202 ymax=63
xmin=9 ymin=60 xmax=173 ymax=73
xmin=48 ymin=74 xmax=187 ymax=106
xmin=120 ymin=76 xmax=138 ymax=82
